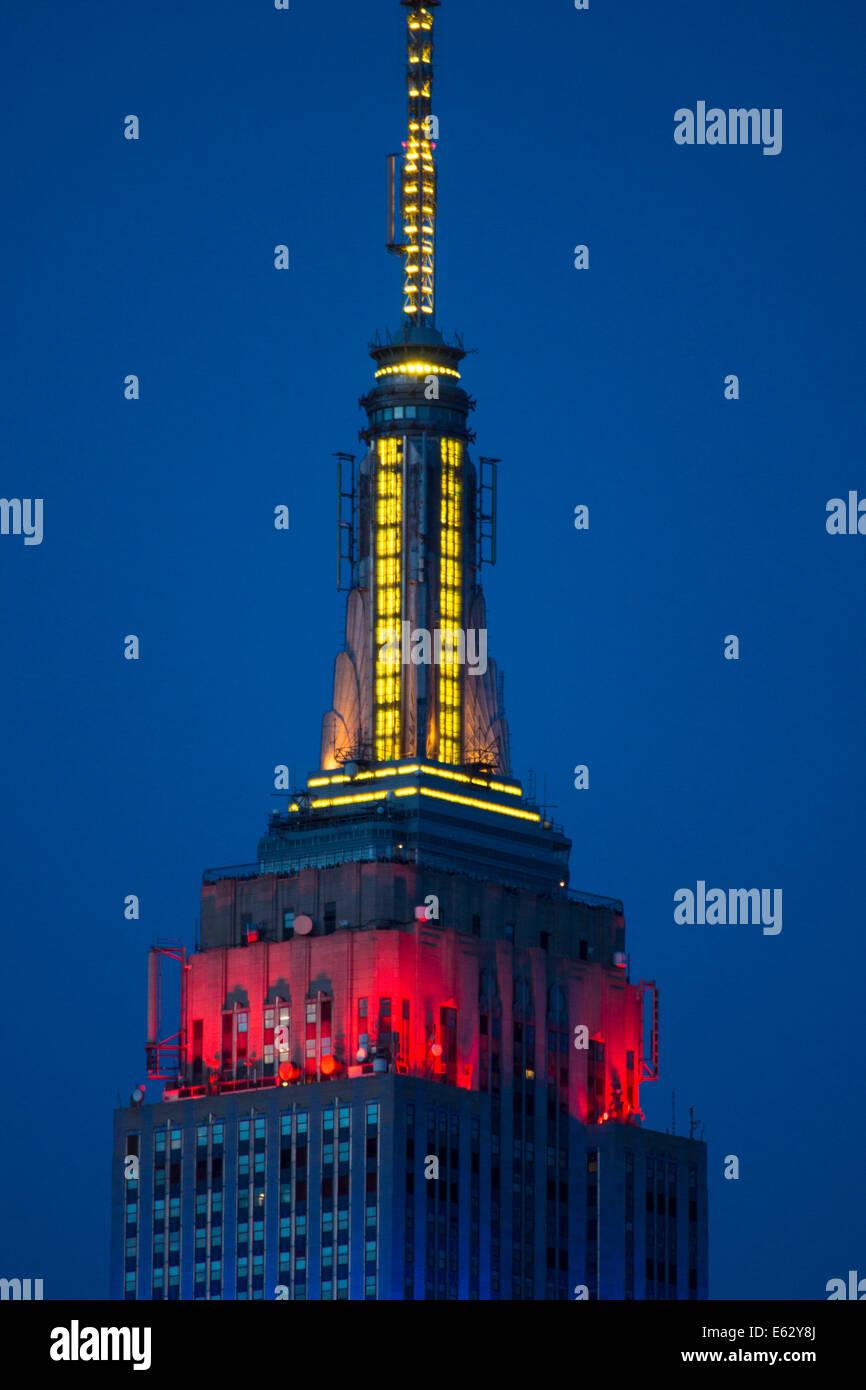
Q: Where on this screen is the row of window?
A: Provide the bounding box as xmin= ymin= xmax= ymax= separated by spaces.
xmin=368 ymin=405 xmax=465 ymax=428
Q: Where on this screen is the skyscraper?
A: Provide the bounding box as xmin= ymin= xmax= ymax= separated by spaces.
xmin=111 ymin=1 xmax=708 ymax=1302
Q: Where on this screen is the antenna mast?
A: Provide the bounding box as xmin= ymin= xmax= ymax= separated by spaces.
xmin=390 ymin=2 xmax=439 ymax=326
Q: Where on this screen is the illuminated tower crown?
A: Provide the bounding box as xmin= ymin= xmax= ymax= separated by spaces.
xmin=116 ymin=0 xmax=707 ymax=1310
xmin=320 ymin=0 xmax=509 ymax=776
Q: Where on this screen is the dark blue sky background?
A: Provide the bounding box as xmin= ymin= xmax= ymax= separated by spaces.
xmin=1 ymin=0 xmax=863 ymax=1299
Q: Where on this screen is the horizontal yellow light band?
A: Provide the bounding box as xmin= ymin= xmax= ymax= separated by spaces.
xmin=310 ymin=764 xmax=522 ymax=796
xmin=374 ymin=362 xmax=460 ymax=381
xmin=305 ymin=791 xmax=389 ymax=810
xmin=296 ymin=785 xmax=537 ymax=821
xmin=395 ymin=785 xmax=541 ymax=823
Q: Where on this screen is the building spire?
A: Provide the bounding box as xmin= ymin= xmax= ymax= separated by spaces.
xmin=400 ymin=2 xmax=439 ymax=325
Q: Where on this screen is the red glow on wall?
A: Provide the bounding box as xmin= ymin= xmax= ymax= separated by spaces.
xmin=178 ymin=922 xmax=646 ymax=1119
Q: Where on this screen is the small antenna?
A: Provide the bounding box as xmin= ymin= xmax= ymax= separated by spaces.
xmin=385 ymin=154 xmax=405 ymax=255
xmin=539 ymin=775 xmax=558 ymax=821
xmin=671 ymin=1091 xmax=676 ymax=1136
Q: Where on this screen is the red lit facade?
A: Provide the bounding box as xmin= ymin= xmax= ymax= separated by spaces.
xmin=154 ymin=860 xmax=647 ymax=1130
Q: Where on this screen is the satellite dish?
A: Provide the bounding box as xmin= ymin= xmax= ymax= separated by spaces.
xmin=293 ymin=914 xmax=313 ymax=936
xmin=344 ymin=761 xmax=359 ymax=778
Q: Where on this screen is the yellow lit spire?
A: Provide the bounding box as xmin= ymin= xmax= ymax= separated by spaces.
xmin=401 ymin=3 xmax=438 ymax=323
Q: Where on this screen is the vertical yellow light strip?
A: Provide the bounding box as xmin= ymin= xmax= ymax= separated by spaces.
xmin=403 ymin=7 xmax=436 ymax=321
xmin=439 ymin=437 xmax=463 ymax=765
xmin=375 ymin=437 xmax=403 ymax=761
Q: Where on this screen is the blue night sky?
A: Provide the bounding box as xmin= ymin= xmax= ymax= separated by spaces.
xmin=1 ymin=0 xmax=864 ymax=1300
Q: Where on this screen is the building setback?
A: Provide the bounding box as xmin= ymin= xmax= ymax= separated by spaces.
xmin=111 ymin=1 xmax=708 ymax=1302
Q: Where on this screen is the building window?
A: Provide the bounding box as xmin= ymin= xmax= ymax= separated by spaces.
xmin=283 ymin=910 xmax=295 ymax=940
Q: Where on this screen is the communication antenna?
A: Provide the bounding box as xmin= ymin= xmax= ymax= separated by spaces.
xmin=385 ymin=3 xmax=441 ymax=324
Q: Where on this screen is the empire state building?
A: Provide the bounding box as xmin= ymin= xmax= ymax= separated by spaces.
xmin=111 ymin=1 xmax=708 ymax=1303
